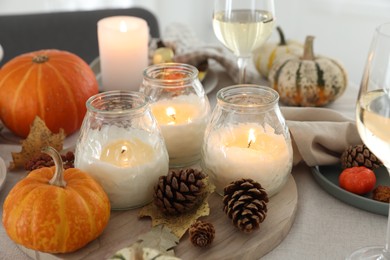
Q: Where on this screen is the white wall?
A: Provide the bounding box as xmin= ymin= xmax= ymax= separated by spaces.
xmin=274 ymin=0 xmax=390 ymax=86
xmin=1 ymin=0 xmax=389 ymax=85
xmin=0 ymin=0 xmax=134 ymax=14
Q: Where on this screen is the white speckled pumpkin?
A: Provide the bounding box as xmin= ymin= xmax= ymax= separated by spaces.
xmin=253 ymin=26 xmax=303 ymax=78
xmin=268 ymin=35 xmax=348 ymax=107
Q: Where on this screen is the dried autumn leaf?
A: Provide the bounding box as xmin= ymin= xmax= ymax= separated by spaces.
xmin=138 ymin=225 xmax=179 ymax=255
xmin=139 ymin=177 xmax=215 ymax=238
xmin=109 ymin=240 xmax=181 ymax=260
xmin=9 ymin=116 xmax=65 ymax=170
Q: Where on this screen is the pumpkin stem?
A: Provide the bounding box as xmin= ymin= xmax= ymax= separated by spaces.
xmin=42 ymin=146 xmax=67 ymax=188
xmin=302 ymin=35 xmax=315 ymax=61
xmin=32 ymin=55 xmax=49 ymax=63
xmin=277 ymin=26 xmax=287 ymax=46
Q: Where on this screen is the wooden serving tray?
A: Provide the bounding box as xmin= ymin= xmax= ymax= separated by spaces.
xmin=19 ymin=174 xmax=298 ymax=260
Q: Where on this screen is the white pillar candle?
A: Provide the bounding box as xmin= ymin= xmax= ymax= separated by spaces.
xmin=151 ymin=94 xmax=209 ymax=167
xmin=0 ymin=44 xmax=3 ymax=62
xmin=203 ymin=123 xmax=292 ymax=197
xmin=98 ymin=16 xmax=148 ymax=91
xmin=75 ymin=126 xmax=169 ymax=209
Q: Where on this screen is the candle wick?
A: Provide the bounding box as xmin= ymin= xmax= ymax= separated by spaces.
xmin=170 ymin=114 xmax=176 ymax=121
xmin=121 ymin=149 xmax=126 ymax=154
xmin=247 ymin=140 xmax=252 ymax=148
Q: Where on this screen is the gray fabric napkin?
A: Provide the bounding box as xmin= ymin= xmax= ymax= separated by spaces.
xmin=148 ymin=23 xmax=260 ymax=84
xmin=282 ymin=107 xmax=361 ymax=167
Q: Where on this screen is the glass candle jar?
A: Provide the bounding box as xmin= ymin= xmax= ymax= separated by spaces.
xmin=140 ymin=63 xmax=211 ymax=168
xmin=201 ymin=85 xmax=293 ymax=197
xmin=74 ymin=91 xmax=169 ymax=210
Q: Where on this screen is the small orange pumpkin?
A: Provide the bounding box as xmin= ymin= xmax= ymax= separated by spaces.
xmin=2 ymin=147 xmax=110 ymax=253
xmin=0 ymin=49 xmax=99 ymax=138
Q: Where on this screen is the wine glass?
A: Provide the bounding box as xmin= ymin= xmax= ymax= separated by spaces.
xmin=212 ymin=0 xmax=275 ymax=84
xmin=349 ymin=22 xmax=390 ymax=260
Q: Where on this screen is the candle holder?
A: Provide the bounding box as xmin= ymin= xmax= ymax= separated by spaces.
xmin=140 ymin=63 xmax=211 ymax=168
xmin=201 ymin=85 xmax=293 ymax=197
xmin=74 ymin=91 xmax=169 ymax=210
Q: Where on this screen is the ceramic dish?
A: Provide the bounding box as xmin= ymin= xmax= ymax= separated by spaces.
xmin=0 ymin=156 xmax=7 ymax=191
xmin=89 ymin=57 xmax=219 ymax=94
xmin=311 ymin=164 xmax=389 ymax=216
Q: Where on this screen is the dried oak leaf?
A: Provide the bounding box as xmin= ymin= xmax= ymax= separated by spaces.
xmin=110 ymin=240 xmax=181 ymax=260
xmin=9 ymin=117 xmax=65 ymax=170
xmin=138 ymin=225 xmax=179 ymax=256
xmin=139 ymin=176 xmax=215 ymax=238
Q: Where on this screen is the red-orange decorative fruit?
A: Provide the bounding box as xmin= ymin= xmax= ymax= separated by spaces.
xmin=0 ymin=49 xmax=98 ymax=138
xmin=2 ymin=147 xmax=110 ymax=253
xmin=339 ymin=166 xmax=376 ymax=195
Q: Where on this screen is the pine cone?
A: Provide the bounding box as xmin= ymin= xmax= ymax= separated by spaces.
xmin=341 ymin=144 xmax=382 ymax=170
xmin=189 ymin=220 xmax=215 ymax=247
xmin=223 ymin=178 xmax=269 ymax=233
xmin=372 ymin=185 xmax=390 ymax=203
xmin=153 ymin=168 xmax=206 ymax=215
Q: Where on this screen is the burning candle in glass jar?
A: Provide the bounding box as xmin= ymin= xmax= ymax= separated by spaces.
xmin=75 ymin=127 xmax=169 ymax=209
xmin=140 ymin=63 xmax=211 ymax=167
xmin=151 ymin=94 xmax=209 ymax=167
xmin=202 ymin=123 xmax=292 ymax=197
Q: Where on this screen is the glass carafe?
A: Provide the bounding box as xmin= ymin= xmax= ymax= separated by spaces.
xmin=201 ymin=85 xmax=293 ymax=197
xmin=74 ymin=90 xmax=169 ymax=210
xmin=140 ymin=63 xmax=211 ymax=168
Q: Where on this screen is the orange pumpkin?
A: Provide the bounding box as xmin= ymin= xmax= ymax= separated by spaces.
xmin=0 ymin=49 xmax=99 ymax=138
xmin=2 ymin=147 xmax=110 ymax=253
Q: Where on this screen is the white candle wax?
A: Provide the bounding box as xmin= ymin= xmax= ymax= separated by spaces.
xmin=203 ymin=123 xmax=292 ymax=197
xmin=98 ymin=16 xmax=148 ymax=91
xmin=151 ymin=94 xmax=209 ymax=166
xmin=75 ymin=126 xmax=169 ymax=209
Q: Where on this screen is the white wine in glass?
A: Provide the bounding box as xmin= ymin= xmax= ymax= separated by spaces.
xmin=212 ymin=0 xmax=275 ymax=83
xmin=349 ymin=22 xmax=390 ymax=260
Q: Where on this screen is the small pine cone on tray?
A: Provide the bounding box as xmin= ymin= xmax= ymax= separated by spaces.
xmin=223 ymin=178 xmax=269 ymax=233
xmin=153 ymin=168 xmax=206 ymax=215
xmin=372 ymin=185 xmax=390 ymax=203
xmin=340 ymin=144 xmax=382 ymax=170
xmin=189 ymin=220 xmax=215 ymax=247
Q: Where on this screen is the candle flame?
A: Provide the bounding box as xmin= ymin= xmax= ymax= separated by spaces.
xmin=166 ymin=107 xmax=176 ymax=124
xmin=119 ymin=21 xmax=128 ymax=32
xmin=247 ymin=128 xmax=256 ymax=148
xmin=120 ymin=146 xmax=128 ymax=162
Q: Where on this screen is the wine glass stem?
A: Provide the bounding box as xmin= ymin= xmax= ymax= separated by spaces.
xmin=237 ymin=56 xmax=250 ymax=84
xmin=385 ymin=166 xmax=390 ymax=258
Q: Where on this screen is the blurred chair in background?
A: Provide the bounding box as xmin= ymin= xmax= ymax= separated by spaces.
xmin=0 ymin=7 xmax=160 ymax=64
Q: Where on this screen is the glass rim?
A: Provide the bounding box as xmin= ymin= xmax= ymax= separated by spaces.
xmin=86 ymin=90 xmax=148 ymax=115
xmin=142 ymin=62 xmax=199 ymax=87
xmin=376 ymin=22 xmax=390 ymax=37
xmin=216 ymin=84 xmax=279 ymax=108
